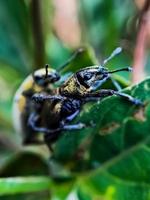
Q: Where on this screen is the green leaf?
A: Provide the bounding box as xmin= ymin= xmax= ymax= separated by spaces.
xmin=0 ymin=145 xmax=50 ymax=198
xmin=51 ymin=180 xmax=75 ymax=200
xmin=0 ymin=176 xmax=51 ymax=196
xmin=75 ymin=142 xmax=150 ymax=200
xmin=0 ymin=151 xmax=49 ymax=177
xmin=0 ymin=0 xmax=32 ymax=73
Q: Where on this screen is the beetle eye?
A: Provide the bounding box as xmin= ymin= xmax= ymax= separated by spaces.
xmin=83 ymin=73 xmax=92 ymax=80
xmin=34 ymin=75 xmax=42 ymax=81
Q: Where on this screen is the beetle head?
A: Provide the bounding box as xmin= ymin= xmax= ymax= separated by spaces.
xmin=60 ymin=47 xmax=132 ymax=97
xmin=76 ymin=66 xmax=109 ymax=91
xmin=60 ymin=65 xmax=132 ymax=97
xmin=33 ymin=64 xmax=60 ymax=87
xmin=60 ymin=66 xmax=110 ymax=96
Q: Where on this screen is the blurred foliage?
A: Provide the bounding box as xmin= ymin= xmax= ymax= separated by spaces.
xmin=0 ymin=0 xmax=150 ymax=199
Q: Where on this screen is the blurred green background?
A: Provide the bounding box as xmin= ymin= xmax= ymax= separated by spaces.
xmin=1 ymin=0 xmax=150 ymax=199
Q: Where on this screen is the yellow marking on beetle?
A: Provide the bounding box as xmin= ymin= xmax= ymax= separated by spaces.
xmin=22 ymin=79 xmax=33 ymax=91
xmin=18 ymin=95 xmax=26 ymax=112
xmin=20 ymin=76 xmax=43 ymax=93
xmin=16 ymin=76 xmax=43 ymax=112
xmin=62 ymin=75 xmax=87 ymax=95
xmin=54 ymin=102 xmax=62 ymax=113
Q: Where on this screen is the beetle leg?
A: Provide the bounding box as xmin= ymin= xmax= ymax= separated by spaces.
xmin=43 ymin=122 xmax=85 ymax=151
xmin=102 ymin=47 xmax=122 ymax=65
xmin=83 ymin=89 xmax=115 ymax=101
xmin=28 ymin=112 xmax=69 ymax=134
xmin=28 ymin=112 xmax=57 ymax=133
xmin=110 ymin=77 xmax=122 ymax=91
xmin=66 ymin=110 xmax=80 ymax=122
xmin=113 ymin=91 xmax=143 ymax=105
xmin=32 ymin=93 xmax=64 ymax=103
xmin=28 ymin=111 xmax=84 ymax=133
xmin=63 ymin=123 xmax=85 ymax=130
xmin=58 ymin=48 xmax=84 ymax=71
xmin=28 ymin=112 xmax=47 ymax=132
xmin=83 ymin=89 xmax=142 ymax=105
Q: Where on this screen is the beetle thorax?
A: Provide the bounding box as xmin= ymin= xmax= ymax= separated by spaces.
xmin=59 ymin=74 xmax=87 ymax=97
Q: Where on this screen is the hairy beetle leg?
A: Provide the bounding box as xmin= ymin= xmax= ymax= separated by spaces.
xmin=28 ymin=112 xmax=85 ymax=133
xmin=58 ymin=48 xmax=84 ymax=71
xmin=66 ymin=110 xmax=80 ymax=122
xmin=110 ymin=77 xmax=122 ymax=91
xmin=32 ymin=93 xmax=64 ymax=103
xmin=63 ymin=123 xmax=85 ymax=130
xmin=113 ymin=91 xmax=143 ymax=105
xmin=28 ymin=112 xmax=53 ymax=133
xmin=82 ymin=89 xmax=142 ymax=105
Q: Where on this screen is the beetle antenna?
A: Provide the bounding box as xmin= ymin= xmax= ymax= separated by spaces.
xmin=45 ymin=64 xmax=49 ymax=78
xmin=103 ymin=47 xmax=122 ymax=65
xmin=109 ymin=67 xmax=132 ymax=74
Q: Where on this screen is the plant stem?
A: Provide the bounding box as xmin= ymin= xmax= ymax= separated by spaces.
xmin=132 ymin=0 xmax=150 ymax=83
xmin=30 ymin=0 xmax=45 ymax=69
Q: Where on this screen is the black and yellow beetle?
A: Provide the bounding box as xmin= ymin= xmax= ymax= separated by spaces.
xmin=13 ymin=65 xmax=60 ymax=144
xmin=13 ymin=48 xmax=142 ymax=150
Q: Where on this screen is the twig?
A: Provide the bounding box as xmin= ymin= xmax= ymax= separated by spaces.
xmin=30 ymin=0 xmax=45 ymax=69
xmin=132 ymin=0 xmax=150 ymax=83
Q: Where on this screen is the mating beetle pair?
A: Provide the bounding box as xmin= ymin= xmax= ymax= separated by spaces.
xmin=13 ymin=48 xmax=142 ymax=150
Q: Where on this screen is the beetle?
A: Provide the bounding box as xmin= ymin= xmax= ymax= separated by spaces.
xmin=13 ymin=65 xmax=60 ymax=144
xmin=13 ymin=49 xmax=83 ymax=145
xmin=13 ymin=47 xmax=142 ymax=150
